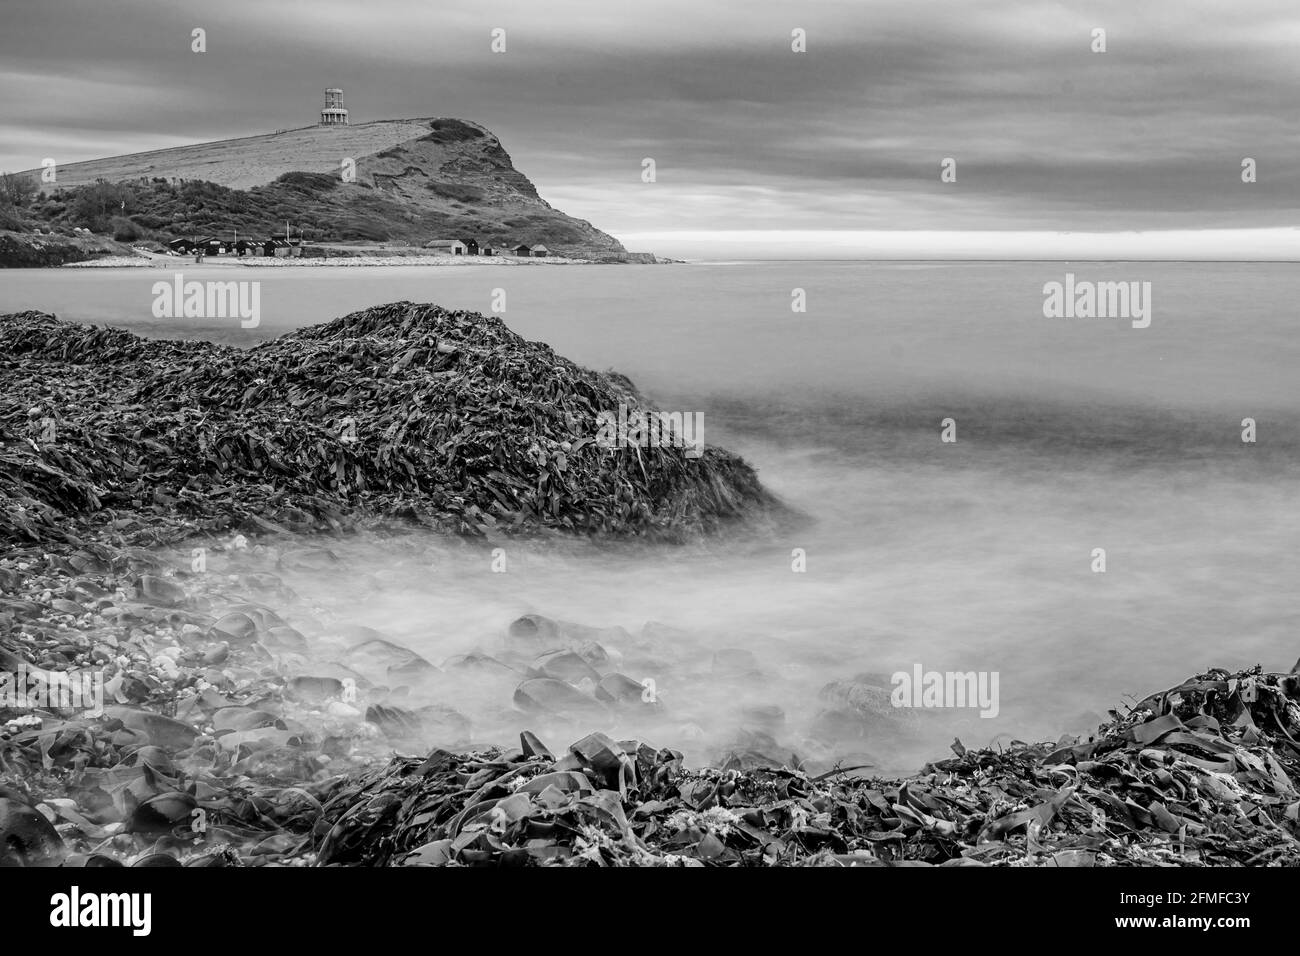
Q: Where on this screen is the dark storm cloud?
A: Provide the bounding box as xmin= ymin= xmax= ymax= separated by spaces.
xmin=2 ymin=0 xmax=1297 ymax=234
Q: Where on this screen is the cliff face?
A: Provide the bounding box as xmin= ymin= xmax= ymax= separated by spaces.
xmin=348 ymin=119 xmax=627 ymax=259
xmin=19 ymin=118 xmax=627 ymax=260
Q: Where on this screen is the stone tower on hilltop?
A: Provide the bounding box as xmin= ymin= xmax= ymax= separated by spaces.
xmin=320 ymin=88 xmax=349 ymax=126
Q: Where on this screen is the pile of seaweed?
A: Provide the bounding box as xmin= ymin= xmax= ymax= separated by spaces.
xmin=306 ymin=669 xmax=1300 ymax=866
xmin=0 ymin=303 xmax=783 ymax=546
xmin=5 ymin=661 xmax=1300 ymax=866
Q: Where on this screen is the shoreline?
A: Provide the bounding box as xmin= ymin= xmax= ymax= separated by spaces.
xmin=60 ymin=253 xmax=593 ymax=269
xmin=58 ymin=253 xmax=679 ymax=268
xmin=2 ymin=531 xmax=1296 ymax=867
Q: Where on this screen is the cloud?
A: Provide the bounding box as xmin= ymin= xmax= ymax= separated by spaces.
xmin=3 ymin=0 xmax=1297 ymax=239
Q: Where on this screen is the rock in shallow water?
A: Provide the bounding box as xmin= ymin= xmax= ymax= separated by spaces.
xmin=812 ymin=672 xmax=922 ymax=743
xmin=136 ymin=575 xmax=186 ymax=608
xmin=365 ymin=703 xmax=469 ymax=744
xmin=277 ymin=547 xmax=340 ymax=573
xmin=513 ymin=678 xmax=609 ymax=722
xmin=507 ymin=614 xmax=559 ymax=644
xmin=342 ymin=638 xmax=438 ymax=682
xmin=712 ymin=648 xmax=761 ymax=677
xmin=208 ymin=611 xmax=259 ymax=646
xmin=594 ymin=672 xmax=661 ymax=711
xmin=532 ymin=649 xmax=602 ymax=684
xmin=104 ymin=706 xmax=201 ymax=751
xmin=0 ymin=798 xmax=66 ymax=867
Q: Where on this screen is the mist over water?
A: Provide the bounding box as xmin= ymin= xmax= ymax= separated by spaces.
xmin=6 ymin=261 xmax=1298 ymax=773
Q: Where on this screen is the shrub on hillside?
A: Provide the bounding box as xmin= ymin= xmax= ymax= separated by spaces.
xmin=70 ymin=181 xmax=131 ymax=232
xmin=110 ymin=216 xmax=141 ymax=241
xmin=0 ymin=172 xmax=38 ymax=209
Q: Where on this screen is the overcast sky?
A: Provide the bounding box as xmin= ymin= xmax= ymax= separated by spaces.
xmin=3 ymin=0 xmax=1298 ymax=256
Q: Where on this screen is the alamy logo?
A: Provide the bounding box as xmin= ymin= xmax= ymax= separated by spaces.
xmin=0 ymin=665 xmax=103 ymax=715
xmin=50 ymin=887 xmax=151 ymax=936
xmin=595 ymin=404 xmax=704 ymax=459
xmin=1042 ymin=272 xmax=1151 ymax=328
xmin=151 ymin=274 xmax=261 ymax=328
xmin=891 ymin=664 xmax=999 ymax=718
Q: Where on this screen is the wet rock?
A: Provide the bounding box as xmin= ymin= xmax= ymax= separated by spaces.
xmin=533 ymin=650 xmax=602 ymax=685
xmin=578 ymin=641 xmax=623 ymax=669
xmin=132 ymin=854 xmax=182 ymax=867
xmin=712 ymin=648 xmax=761 ymax=677
xmin=595 ymin=673 xmax=656 ymax=708
xmin=513 ymin=678 xmax=610 ymax=722
xmin=105 ymin=706 xmax=200 ymax=751
xmin=507 ymin=614 xmax=559 ymax=643
xmin=0 ymin=644 xmax=27 ymax=672
xmin=212 ymin=708 xmax=282 ymax=732
xmin=261 ymin=625 xmax=310 ymax=653
xmin=419 ymin=704 xmax=471 ymax=741
xmin=301 ymin=662 xmax=372 ymax=690
xmin=812 ymin=672 xmax=920 ymax=742
xmin=67 ymin=548 xmax=116 ymax=574
xmin=344 ymin=638 xmax=438 ymax=682
xmin=72 ymin=578 xmax=112 ymax=600
xmin=741 ymin=704 xmax=786 ymax=733
xmin=136 ymin=575 xmax=186 ymax=608
xmin=0 ymin=598 xmax=42 ymax=619
xmin=202 ymin=643 xmax=230 ymax=665
xmin=442 ymin=652 xmax=515 ymax=674
xmin=366 ymin=703 xmax=469 ymax=743
xmin=334 ymin=624 xmax=389 ymax=645
xmin=641 ymin=621 xmax=691 ymax=642
xmin=225 ymin=604 xmax=289 ymax=630
xmin=129 ymin=792 xmax=198 ymax=835
xmin=231 ymin=571 xmax=288 ymax=591
xmin=816 ymin=674 xmax=902 ymax=716
xmin=716 ymin=730 xmax=793 ymax=773
xmin=0 ymin=797 xmax=66 ymax=867
xmin=365 ymin=704 xmax=423 ymax=739
xmin=208 ymin=611 xmax=259 ymax=646
xmin=286 ymin=676 xmax=344 ymax=704
xmin=277 ymin=547 xmax=340 ymax=573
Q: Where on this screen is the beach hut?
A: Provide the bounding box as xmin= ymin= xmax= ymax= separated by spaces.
xmin=233 ymin=239 xmax=262 ymax=257
xmin=509 ymin=243 xmax=533 ymax=257
xmin=193 ymin=237 xmax=226 ymax=256
xmin=425 ymin=239 xmax=468 ymax=255
xmin=529 ymin=244 xmax=551 ymax=258
xmin=463 ymin=239 xmax=480 ymax=256
xmin=167 ymin=238 xmax=195 ymax=255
